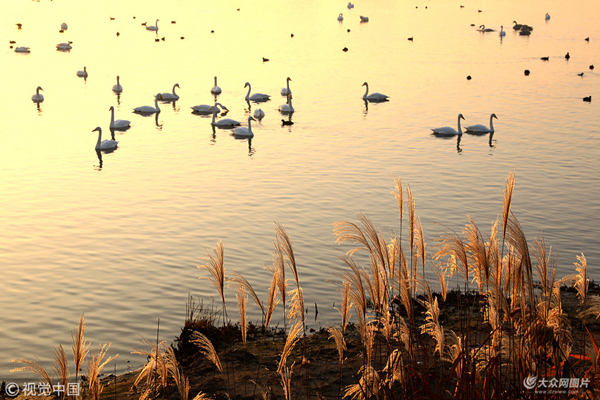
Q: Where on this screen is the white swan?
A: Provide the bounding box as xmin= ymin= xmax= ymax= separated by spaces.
xmin=146 ymin=19 xmax=159 ymax=31
xmin=92 ymin=127 xmax=119 ymax=151
xmin=338 ymin=13 xmax=344 ymax=21
xmin=211 ymin=76 xmax=222 ymax=95
xmin=279 ymin=94 xmax=294 ymax=114
xmin=112 ymin=76 xmax=123 ymax=92
xmin=347 ymin=2 xmax=354 ymax=9
xmin=61 ymin=22 xmax=68 ymax=30
xmin=545 ymin=13 xmax=550 ymax=20
xmin=431 ymin=114 xmax=465 ymax=136
xmin=253 ymin=108 xmax=265 ymax=120
xmin=360 ymin=16 xmax=369 ymax=22
xmin=244 ymin=82 xmax=270 ymax=102
xmin=362 ymin=82 xmax=389 ymax=102
xmin=109 ymin=106 xmax=131 ymax=130
xmin=56 ymin=41 xmax=72 ymax=50
xmin=211 ymin=104 xmax=240 ymax=128
xmin=465 ymin=113 xmax=497 ymax=134
xmin=133 ymin=94 xmax=161 ymax=114
xmin=232 ymin=116 xmax=256 ymax=138
xmin=191 ymin=102 xmax=220 ymax=114
xmin=280 ymin=77 xmax=292 ymax=96
xmin=15 ymin=46 xmax=30 ymax=53
xmin=478 ymin=24 xmax=495 ymax=32
xmin=31 ymin=86 xmax=44 ymax=103
xmin=158 ymin=83 xmax=180 ymax=101
xmin=499 ymin=26 xmax=506 ymax=37
xmin=77 ymin=67 xmax=88 ymax=78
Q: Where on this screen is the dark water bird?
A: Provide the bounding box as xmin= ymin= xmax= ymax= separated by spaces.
xmin=478 ymin=25 xmax=495 ymax=32
xmin=181 ymin=36 xmax=185 ymax=40
xmin=281 ymin=119 xmax=294 ymax=125
xmin=262 ymin=57 xmax=269 ymax=62
xmin=513 ymin=21 xmax=523 ymax=30
xmin=342 ymin=47 xmax=348 ymax=52
xmin=578 ymin=72 xmax=584 ymax=77
xmin=155 ymin=38 xmax=159 ymax=42
xmin=585 ymin=37 xmax=589 ymax=42
xmin=408 ymin=37 xmax=413 ymax=41
xmin=211 ymin=30 xmax=214 ymax=33
xmin=110 ymin=17 xmax=115 ymax=20
xmin=467 ymin=75 xmax=472 ymax=80
xmin=9 ymin=40 xmax=15 ymax=44
xmin=161 ymin=37 xmax=165 ymax=41
xmin=541 ymin=56 xmax=549 ymax=61
xmin=519 ymin=26 xmax=532 ymax=35
xmin=590 ymin=65 xmax=594 ymax=70
xmin=524 ymin=69 xmax=530 ymax=76
xmin=291 ymin=33 xmax=294 ymax=37
xmin=460 ymin=5 xmax=464 ymax=8
xmin=583 ymin=96 xmax=592 ymax=102
xmin=116 ymin=31 xmax=120 ymax=36
xmin=347 ymin=29 xmax=351 ymax=32
xmin=565 ymin=52 xmax=570 ymax=60
xmin=171 ymin=21 xmax=176 ymax=24
xmin=16 ymin=23 xmax=22 ymax=29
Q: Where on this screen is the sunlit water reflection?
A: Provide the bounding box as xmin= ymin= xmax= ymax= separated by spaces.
xmin=0 ymin=0 xmax=599 ymax=378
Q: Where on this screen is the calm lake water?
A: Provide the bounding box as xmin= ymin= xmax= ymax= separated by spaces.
xmin=1 ymin=0 xmax=599 ymax=379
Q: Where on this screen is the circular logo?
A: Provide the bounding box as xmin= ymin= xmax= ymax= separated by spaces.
xmin=523 ymin=376 xmax=538 ymax=390
xmin=5 ymin=382 xmax=20 ymax=397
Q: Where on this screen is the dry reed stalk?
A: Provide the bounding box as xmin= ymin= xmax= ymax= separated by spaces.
xmin=198 ymin=240 xmax=228 ymax=325
xmin=435 ymin=261 xmax=448 ymax=302
xmin=383 ymin=349 xmax=404 ymax=386
xmin=71 ymin=312 xmax=89 ymax=384
xmin=288 ymin=286 xmax=305 ymax=325
xmin=230 ymin=271 xmax=265 ymax=320
xmin=333 ymin=279 xmax=352 ymax=332
xmin=164 ymin=345 xmax=189 ymax=400
xmin=363 ymin=324 xmax=376 ymax=367
xmin=53 ymin=344 xmax=69 ymax=399
xmin=87 ymin=343 xmax=119 ymax=400
xmin=278 ymin=321 xmax=302 ymax=373
xmin=275 ymin=223 xmax=300 ymax=286
xmin=344 ymin=365 xmax=381 ymax=400
xmin=502 ymin=171 xmax=515 ymax=241
xmin=574 ymin=253 xmax=588 ymax=305
xmin=434 ymin=230 xmax=470 ymax=287
xmin=505 ymin=214 xmax=535 ymax=310
xmin=190 ymin=331 xmax=223 ymax=373
xmin=420 ymin=296 xmax=445 ymax=358
xmin=191 ymin=391 xmax=212 ymax=400
xmin=236 ymin=284 xmax=248 ymax=345
xmin=264 ymin=265 xmax=280 ymax=330
xmin=273 ymin=241 xmax=288 ymax=329
xmin=328 ymin=326 xmax=346 ymax=399
xmin=10 ymin=357 xmax=53 ymax=388
xmin=464 ymin=217 xmax=490 ymax=290
xmin=279 ymin=364 xmax=294 ymax=400
xmin=132 ymin=339 xmax=169 ymax=390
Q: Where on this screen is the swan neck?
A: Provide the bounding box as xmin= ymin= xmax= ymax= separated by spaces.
xmin=110 ymin=108 xmax=115 ymax=124
xmin=363 ymin=84 xmax=369 ymax=98
xmin=458 ymin=116 xmax=463 ymax=134
xmin=96 ymin=129 xmax=102 ymax=148
xmin=489 ymin=115 xmax=494 ymax=132
xmin=155 ymin=96 xmax=160 ymax=111
xmin=172 ymin=85 xmax=177 ymax=94
xmin=245 ymin=84 xmax=251 ymax=99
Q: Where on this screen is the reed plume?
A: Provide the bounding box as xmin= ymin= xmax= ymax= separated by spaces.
xmin=344 ymin=365 xmax=381 ymax=400
xmin=132 ymin=339 xmax=169 ymax=390
xmin=190 ymin=331 xmax=223 ymax=373
xmin=502 ymin=171 xmax=515 ymax=240
xmin=164 ymin=345 xmax=189 ymax=400
xmin=230 ymin=271 xmax=265 ymax=321
xmin=264 ymin=265 xmax=280 ymax=330
xmin=191 ymin=392 xmax=212 ymax=400
xmin=198 ymin=240 xmax=228 ymax=325
xmin=278 ymin=321 xmax=302 ymax=373
xmin=236 ymin=284 xmax=248 ymax=345
xmin=53 ymin=344 xmax=69 ymax=399
xmin=72 ymin=312 xmax=89 ymax=385
xmin=10 ymin=357 xmax=53 ymax=388
xmin=288 ymin=286 xmax=305 ymax=325
xmin=574 ymin=253 xmax=588 ymax=305
xmin=87 ymin=343 xmax=119 ymax=400
xmin=333 ymin=279 xmax=352 ymax=332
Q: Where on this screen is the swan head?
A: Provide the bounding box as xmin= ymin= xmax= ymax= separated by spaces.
xmin=287 ymin=77 xmax=292 ymax=81
xmin=174 ymin=83 xmax=180 ymax=88
xmin=214 ymin=102 xmax=228 ymax=111
xmin=92 ymin=127 xmax=102 ymax=133
xmin=491 ymin=113 xmax=498 ymax=119
xmin=244 ymin=82 xmax=250 ymax=88
xmin=109 ymin=106 xmax=114 ymax=111
xmin=37 ymin=86 xmax=43 ymax=91
xmin=362 ymin=82 xmax=368 ymax=86
xmin=458 ymin=114 xmax=465 ymax=120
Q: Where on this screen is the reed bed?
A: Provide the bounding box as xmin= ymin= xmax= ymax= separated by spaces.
xmin=9 ymin=173 xmax=600 ymax=400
